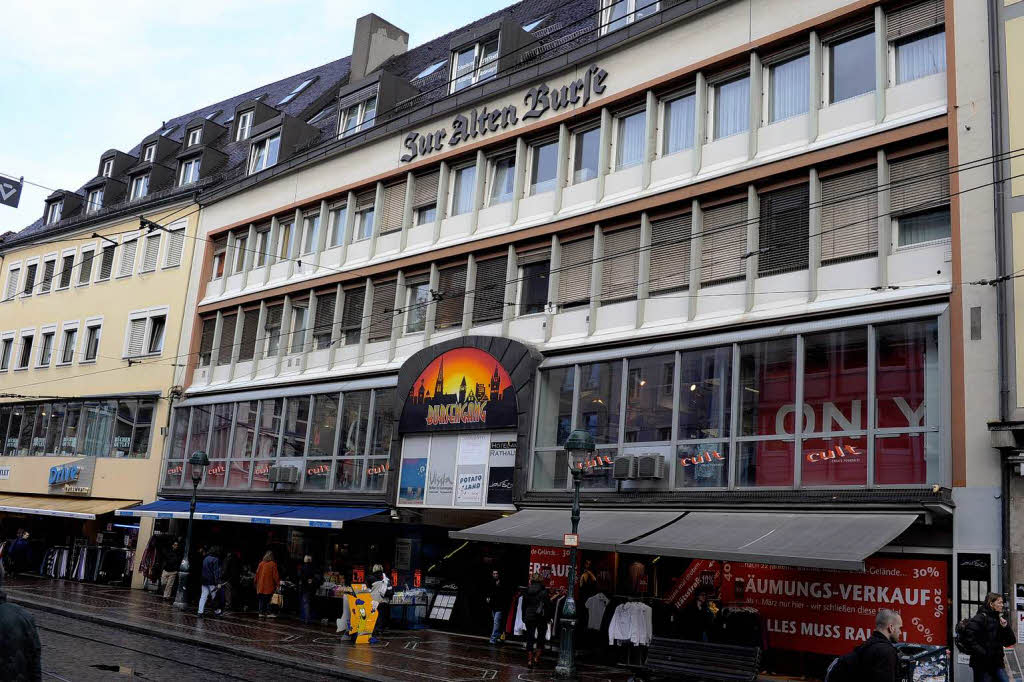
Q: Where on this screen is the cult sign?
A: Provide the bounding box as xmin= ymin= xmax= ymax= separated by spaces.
xmin=401 ymin=64 xmax=609 ymax=162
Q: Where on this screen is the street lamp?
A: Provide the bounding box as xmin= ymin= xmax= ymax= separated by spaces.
xmin=174 ymin=450 xmax=209 ymax=610
xmin=555 ymin=429 xmax=602 ymax=679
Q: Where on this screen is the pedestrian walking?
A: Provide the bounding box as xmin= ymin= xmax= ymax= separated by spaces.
xmin=299 ymin=555 xmax=321 ymax=624
xmin=369 ymin=563 xmax=392 ymax=642
xmin=10 ymin=531 xmax=30 ymax=574
xmin=255 ymin=551 xmax=280 ymax=619
xmin=0 ymin=570 xmax=41 ymax=682
xmin=221 ymin=550 xmax=240 ymax=613
xmin=961 ymin=592 xmax=1016 ymax=682
xmin=484 ymin=569 xmax=510 ymax=644
xmin=160 ymin=541 xmax=182 ymax=601
xmin=522 ymin=572 xmax=554 ymax=669
xmin=198 ymin=546 xmax=223 ymax=616
xmin=825 ymin=609 xmax=902 ymax=682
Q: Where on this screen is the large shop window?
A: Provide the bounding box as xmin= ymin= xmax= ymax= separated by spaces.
xmin=1 ymin=397 xmax=159 ymax=459
xmin=530 ymin=317 xmax=944 ymax=491
xmin=165 ymin=387 xmax=394 ymax=492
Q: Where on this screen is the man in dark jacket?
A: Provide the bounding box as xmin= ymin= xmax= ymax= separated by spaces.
xmin=197 ymin=547 xmax=222 ymax=616
xmin=962 ymin=593 xmax=1015 ymax=681
xmin=0 ymin=574 xmax=42 ymax=682
xmin=221 ymin=551 xmax=241 ymax=613
xmin=160 ymin=541 xmax=182 ymax=601
xmin=484 ymin=569 xmax=511 ymax=644
xmin=857 ymin=609 xmax=902 ymax=682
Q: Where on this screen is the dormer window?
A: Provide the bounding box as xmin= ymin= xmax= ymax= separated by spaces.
xmin=86 ymin=189 xmax=103 ymax=214
xmin=451 ymin=37 xmax=499 ymax=93
xmin=143 ymin=144 xmax=156 ymax=162
xmin=278 ymin=78 xmax=315 ymax=105
xmin=340 ymin=97 xmax=377 ymax=138
xmin=179 ymin=158 xmax=201 ymax=186
xmin=186 ymin=128 xmax=202 ymax=147
xmin=248 ymin=134 xmax=280 ymax=174
xmin=236 ymin=110 xmax=254 ymax=141
xmin=522 ymin=16 xmax=547 ymax=32
xmin=101 ymin=159 xmax=114 ymax=178
xmin=45 ymin=201 xmax=63 ymax=225
xmin=130 ymin=174 xmax=150 ymax=200
xmin=415 ymin=60 xmax=446 ymax=80
xmin=601 ymin=0 xmax=658 ymax=34
xmin=204 ymin=110 xmax=222 ymax=120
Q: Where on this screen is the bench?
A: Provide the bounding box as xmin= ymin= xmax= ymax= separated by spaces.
xmin=625 ymin=637 xmax=762 ymax=682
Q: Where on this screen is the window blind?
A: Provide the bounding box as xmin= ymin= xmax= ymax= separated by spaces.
xmin=356 ymin=189 xmax=376 ymax=211
xmin=313 ymin=291 xmax=337 ymax=349
xmin=758 ymin=184 xmax=809 ymax=277
xmin=341 ymin=286 xmax=365 ymax=344
xmin=79 ymin=251 xmax=94 ymax=284
xmin=557 ymin=236 xmax=594 ymax=308
xmin=164 ymin=229 xmax=185 ymax=268
xmin=601 ymin=227 xmax=640 ymax=302
xmin=98 ymin=247 xmax=115 ymax=280
xmin=887 ymin=0 xmax=943 ymax=40
xmin=436 ymin=264 xmax=467 ymax=329
xmin=41 ymin=260 xmax=56 ymax=292
xmin=337 ymin=84 xmax=379 ymax=112
xmin=119 ymin=240 xmax=138 ymax=277
xmin=890 ymin=149 xmax=949 ymax=215
xmin=217 ymin=313 xmax=237 ymax=365
xmin=379 ymin=180 xmax=407 ymax=234
xmin=142 ymin=235 xmax=161 ymax=272
xmin=4 ymin=271 xmax=17 ymax=300
xmin=238 ymin=309 xmax=260 ymax=361
xmin=472 ymin=255 xmax=508 ymax=324
xmin=127 ymin=319 xmax=148 ymax=358
xmin=821 ymin=166 xmax=878 ymax=263
xmin=369 ymin=281 xmax=397 ymax=342
xmin=650 ymin=214 xmax=691 ymax=294
xmin=413 ymin=170 xmax=440 ymax=207
xmin=701 ymin=201 xmax=747 ymax=285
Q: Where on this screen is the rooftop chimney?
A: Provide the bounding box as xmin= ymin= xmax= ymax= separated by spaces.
xmin=350 ymin=14 xmax=408 ymax=82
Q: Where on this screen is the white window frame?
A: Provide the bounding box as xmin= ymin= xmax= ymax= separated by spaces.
xmin=82 ymin=316 xmax=103 ymax=363
xmin=233 ymin=232 xmax=249 ymax=274
xmin=887 ymin=26 xmax=946 ymax=87
xmin=101 ymin=159 xmax=114 ymax=177
xmin=211 ymin=249 xmax=226 ymax=281
xmin=58 ymin=321 xmax=79 ymax=366
xmin=117 ymin=233 xmax=139 ymax=278
xmin=236 ymin=110 xmax=254 ymax=141
xmin=77 ymin=246 xmax=96 ymax=287
xmin=16 ymin=328 xmax=35 ymax=370
xmin=404 ymin=279 xmax=430 ymax=334
xmin=86 ymin=188 xmax=103 ymax=213
xmin=139 ymin=233 xmax=162 ymax=274
xmin=891 ymin=207 xmax=952 ymax=251
xmin=301 ymin=212 xmax=321 ymax=255
xmin=186 ymin=128 xmax=202 ymax=146
xmin=823 ymin=30 xmax=877 ymax=106
xmin=248 ymin=134 xmax=280 ymax=174
xmin=143 ymin=144 xmax=156 ymax=162
xmin=449 ymin=162 xmax=478 ymax=215
xmin=761 ymin=53 xmax=810 ymax=125
xmin=706 ymin=75 xmax=750 ymax=141
xmin=0 ymin=331 xmax=15 ymax=371
xmin=56 ymin=250 xmax=76 ymax=290
xmin=516 ymin=259 xmax=551 ymax=317
xmin=129 ymin=174 xmax=150 ymax=201
xmin=123 ymin=306 xmax=169 ymax=359
xmin=610 ymin=107 xmax=646 ymax=170
xmin=339 ymin=97 xmax=378 ymax=138
xmin=161 ymin=220 xmax=187 ymax=269
xmin=277 ymin=220 xmax=296 ymax=261
xmin=600 ymin=0 xmax=659 ymax=35
xmin=3 ymin=262 xmax=20 ymax=302
xmin=146 ymin=313 xmax=166 ymax=355
xmin=449 ymin=36 xmax=500 ymax=94
xmin=36 ymin=324 xmax=57 ymax=368
xmin=415 ymin=204 xmax=437 ymax=226
xmin=254 ymin=228 xmax=271 ymax=266
xmin=353 ymin=208 xmax=375 ymax=242
xmin=568 ymin=123 xmax=601 ymax=185
xmin=21 ymin=258 xmax=39 ymax=298
xmin=486 ymin=151 xmax=516 ymax=207
xmin=327 ymin=203 xmax=348 ymax=247
xmin=46 ymin=200 xmax=63 ymax=225
xmin=39 ymin=254 xmax=57 ymax=294
xmin=178 ymin=157 xmax=201 ymax=186
xmin=526 ymin=138 xmax=559 ymax=196
xmin=657 ymin=88 xmax=696 ymax=158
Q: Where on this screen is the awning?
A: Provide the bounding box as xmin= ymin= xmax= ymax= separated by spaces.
xmin=448 ymin=509 xmax=684 ymax=552
xmin=0 ymin=495 xmax=140 ymax=520
xmin=621 ymin=511 xmax=919 ymax=571
xmin=115 ymin=501 xmax=385 ymax=529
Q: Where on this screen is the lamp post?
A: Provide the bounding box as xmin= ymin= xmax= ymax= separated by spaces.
xmin=555 ymin=429 xmax=598 ymax=679
xmin=174 ymin=450 xmax=209 ymax=610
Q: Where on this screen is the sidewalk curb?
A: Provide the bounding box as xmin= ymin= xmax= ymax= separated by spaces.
xmin=12 ymin=594 xmax=392 ymax=682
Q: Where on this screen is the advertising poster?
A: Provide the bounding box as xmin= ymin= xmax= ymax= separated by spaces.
xmin=713 ymin=558 xmax=948 ymax=656
xmin=398 ymin=457 xmax=427 ymax=504
xmin=486 ymin=437 xmax=516 ymax=506
xmin=424 ymin=436 xmax=457 ymax=506
xmin=455 ymin=433 xmax=488 ymax=506
xmin=400 ymin=347 xmax=517 ymax=433
xmin=529 ymin=546 xmax=572 ymax=590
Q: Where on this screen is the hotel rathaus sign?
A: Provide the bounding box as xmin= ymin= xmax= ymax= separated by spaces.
xmin=401 ymin=64 xmax=609 ymax=162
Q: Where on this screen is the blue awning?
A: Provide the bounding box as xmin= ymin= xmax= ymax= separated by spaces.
xmin=115 ymin=501 xmax=385 ymax=529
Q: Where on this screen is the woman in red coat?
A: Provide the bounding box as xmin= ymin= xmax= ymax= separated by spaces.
xmin=255 ymin=551 xmax=280 ymax=618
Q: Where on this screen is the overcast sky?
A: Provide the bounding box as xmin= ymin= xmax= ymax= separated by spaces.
xmin=0 ymin=0 xmax=511 ymax=233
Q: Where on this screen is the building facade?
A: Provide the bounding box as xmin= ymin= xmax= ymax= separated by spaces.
xmin=117 ymin=0 xmax=1000 ymax=676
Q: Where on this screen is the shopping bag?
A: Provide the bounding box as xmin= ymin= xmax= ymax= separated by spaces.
xmin=271 ymin=592 xmax=284 ymax=607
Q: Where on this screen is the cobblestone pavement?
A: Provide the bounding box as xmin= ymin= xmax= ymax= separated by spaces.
xmin=7 ymin=575 xmax=633 ymax=682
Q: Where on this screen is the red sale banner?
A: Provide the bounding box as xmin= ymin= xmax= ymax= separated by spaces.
xmin=529 ymin=546 xmax=572 ymax=590
xmin=665 ymin=559 xmax=721 ymax=610
xmin=718 ymin=558 xmax=947 ymax=656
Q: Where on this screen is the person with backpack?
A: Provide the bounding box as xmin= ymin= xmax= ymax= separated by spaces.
xmin=522 ymin=572 xmax=554 ymax=669
xmin=826 ymin=609 xmax=902 ymax=682
xmin=960 ymin=592 xmax=1015 ymax=681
